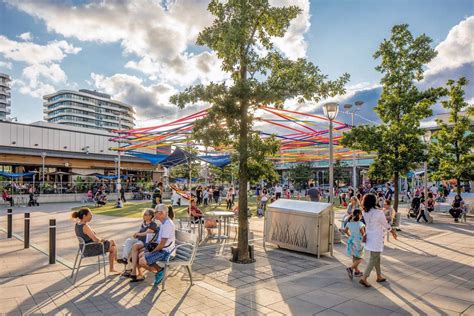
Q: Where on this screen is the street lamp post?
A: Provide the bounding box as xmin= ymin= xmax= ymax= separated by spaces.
xmin=422 ymin=130 xmax=431 ymax=197
xmin=343 ymin=101 xmax=363 ymax=188
xmin=323 ymin=102 xmax=339 ymax=204
xmin=41 ymin=152 xmax=46 ymax=193
xmin=323 ymin=102 xmax=339 ymax=257
xmin=116 ymin=116 xmax=122 ymax=193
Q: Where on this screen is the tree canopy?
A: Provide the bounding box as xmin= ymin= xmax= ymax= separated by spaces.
xmin=171 ymin=0 xmax=349 ymax=262
xmin=429 ymin=77 xmax=474 ymax=193
xmin=341 ymin=24 xmax=445 ymax=211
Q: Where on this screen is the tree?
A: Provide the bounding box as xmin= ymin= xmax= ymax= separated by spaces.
xmin=333 ymin=159 xmax=350 ymax=188
xmin=341 ymin=24 xmax=444 ymax=212
xmin=288 ymin=163 xmax=314 ymax=189
xmin=430 ymin=78 xmax=474 ymax=194
xmin=171 ymin=0 xmax=349 ymax=263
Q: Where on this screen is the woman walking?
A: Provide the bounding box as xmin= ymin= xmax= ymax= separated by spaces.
xmin=359 ymin=194 xmax=397 ymax=288
xmin=344 ymin=209 xmax=365 ymax=279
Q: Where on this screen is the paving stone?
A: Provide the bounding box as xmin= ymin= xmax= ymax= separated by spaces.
xmin=267 ymin=297 xmax=326 ymax=315
xmin=298 ymin=289 xmax=349 ymax=308
xmin=331 ymin=299 xmax=393 ymax=316
xmin=417 ymin=293 xmax=473 ymax=313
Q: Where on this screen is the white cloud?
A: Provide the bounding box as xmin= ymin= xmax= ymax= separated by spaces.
xmin=91 ymin=72 xmax=178 ymax=117
xmin=0 ymin=35 xmax=79 ymax=98
xmin=0 ymin=35 xmax=81 ymax=65
xmin=0 ymin=61 xmax=13 ymax=69
xmin=17 ymin=32 xmax=32 ymax=41
xmin=425 ymin=16 xmax=474 ymax=77
xmin=270 ymin=0 xmax=311 ymax=59
xmin=17 ymin=63 xmax=67 ymax=97
xmin=8 ymin=0 xmax=311 ymax=87
xmin=90 ymin=72 xmax=210 ymax=126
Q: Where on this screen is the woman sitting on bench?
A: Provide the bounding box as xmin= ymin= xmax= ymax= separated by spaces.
xmin=129 ymin=204 xmax=175 ymax=286
xmin=117 ymin=208 xmax=158 ymax=276
xmin=2 ymin=189 xmax=14 ymax=207
xmin=449 ymin=194 xmax=465 ymax=223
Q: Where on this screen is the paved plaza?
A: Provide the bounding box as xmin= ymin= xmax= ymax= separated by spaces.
xmin=0 ymin=204 xmax=473 ymax=315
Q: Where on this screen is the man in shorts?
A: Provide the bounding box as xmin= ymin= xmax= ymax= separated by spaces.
xmin=129 ymin=204 xmax=175 ymax=285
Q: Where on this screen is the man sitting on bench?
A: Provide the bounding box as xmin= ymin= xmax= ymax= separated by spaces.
xmin=129 ymin=204 xmax=175 ymax=286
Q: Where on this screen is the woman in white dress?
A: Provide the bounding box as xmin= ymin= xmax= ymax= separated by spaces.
xmin=359 ymin=193 xmax=397 ymax=287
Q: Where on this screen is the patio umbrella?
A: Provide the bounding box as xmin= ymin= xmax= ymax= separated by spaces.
xmin=47 ymin=171 xmax=75 ymax=193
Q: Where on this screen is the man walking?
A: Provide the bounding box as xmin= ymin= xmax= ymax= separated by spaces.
xmin=306 ymin=183 xmax=321 ymax=202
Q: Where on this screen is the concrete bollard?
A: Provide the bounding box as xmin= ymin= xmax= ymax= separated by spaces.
xmin=49 ymin=219 xmax=56 ymax=264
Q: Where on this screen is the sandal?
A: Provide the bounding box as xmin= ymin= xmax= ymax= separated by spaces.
xmin=359 ymin=279 xmax=372 ymax=288
xmin=129 ymin=275 xmax=145 ymax=283
xmin=376 ymin=278 xmax=387 ymax=283
xmin=121 ymin=270 xmax=132 ymax=278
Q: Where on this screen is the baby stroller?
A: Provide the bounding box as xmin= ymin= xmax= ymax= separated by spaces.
xmin=407 ymin=196 xmax=421 ymax=218
xmin=28 ymin=193 xmax=39 ymax=206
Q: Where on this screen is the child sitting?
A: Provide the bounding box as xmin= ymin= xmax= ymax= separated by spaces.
xmin=344 ymin=209 xmax=366 ymax=280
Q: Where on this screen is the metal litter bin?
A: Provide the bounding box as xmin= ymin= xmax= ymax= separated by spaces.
xmin=263 ymin=199 xmax=334 ymax=258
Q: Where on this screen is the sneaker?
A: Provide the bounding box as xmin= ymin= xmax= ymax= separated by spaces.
xmin=154 ymin=270 xmax=165 ymax=286
xmin=354 ymin=271 xmax=363 ymax=277
xmin=346 ymin=267 xmax=353 ymax=280
xmin=455 ymin=218 xmax=459 ymax=223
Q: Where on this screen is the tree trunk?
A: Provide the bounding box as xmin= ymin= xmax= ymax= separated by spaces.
xmin=457 ymin=178 xmax=461 ymax=195
xmin=393 ymin=171 xmax=399 ymax=212
xmin=235 ymin=99 xmax=251 ymax=263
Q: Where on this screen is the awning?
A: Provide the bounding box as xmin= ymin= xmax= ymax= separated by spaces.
xmin=127 ymin=151 xmax=169 ymax=165
xmin=0 ymin=172 xmax=36 ymax=178
xmin=197 ymin=155 xmax=231 ymax=168
xmin=160 ymin=147 xmax=198 ymax=168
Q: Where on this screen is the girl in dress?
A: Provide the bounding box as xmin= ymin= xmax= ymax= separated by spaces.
xmin=344 ymin=208 xmax=366 ymax=280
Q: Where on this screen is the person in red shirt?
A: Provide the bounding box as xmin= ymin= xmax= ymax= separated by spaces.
xmin=2 ymin=189 xmax=14 ymax=207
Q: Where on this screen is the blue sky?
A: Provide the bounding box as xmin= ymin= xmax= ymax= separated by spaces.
xmin=0 ymin=0 xmax=472 ymax=126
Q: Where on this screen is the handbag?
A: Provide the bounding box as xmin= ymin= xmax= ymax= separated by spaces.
xmin=146 ymin=242 xmax=159 ymax=252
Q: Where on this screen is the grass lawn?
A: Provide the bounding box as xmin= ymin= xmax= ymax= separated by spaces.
xmin=74 ymin=195 xmax=346 ymax=219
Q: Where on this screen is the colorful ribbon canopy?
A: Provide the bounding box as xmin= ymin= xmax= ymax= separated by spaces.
xmin=110 ymin=106 xmax=373 ymax=166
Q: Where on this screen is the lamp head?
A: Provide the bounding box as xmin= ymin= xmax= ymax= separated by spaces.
xmin=355 ymin=100 xmax=364 ymax=110
xmin=343 ymin=104 xmax=352 ymax=110
xmin=323 ymin=102 xmax=339 ymax=120
xmin=423 ymin=130 xmax=432 ymax=143
xmin=41 ymin=152 xmax=47 ymax=158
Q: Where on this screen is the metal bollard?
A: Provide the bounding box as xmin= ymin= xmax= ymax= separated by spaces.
xmin=24 ymin=213 xmax=30 ymax=248
xmin=49 ymin=219 xmax=56 ymax=264
xmin=7 ymin=209 xmax=12 ymax=238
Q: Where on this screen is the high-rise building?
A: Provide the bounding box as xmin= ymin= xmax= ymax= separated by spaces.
xmin=0 ymin=73 xmax=11 ymax=121
xmin=43 ymin=89 xmax=135 ymax=133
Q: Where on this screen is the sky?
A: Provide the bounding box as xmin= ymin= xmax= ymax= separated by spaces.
xmin=0 ymin=0 xmax=473 ymax=127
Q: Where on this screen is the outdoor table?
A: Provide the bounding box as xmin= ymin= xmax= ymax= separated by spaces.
xmin=205 ymin=211 xmax=235 ymax=241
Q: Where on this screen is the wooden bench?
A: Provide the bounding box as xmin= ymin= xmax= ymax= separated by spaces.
xmin=156 ymin=230 xmax=198 ymax=290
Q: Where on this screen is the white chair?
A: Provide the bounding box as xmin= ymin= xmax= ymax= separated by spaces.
xmin=70 ymin=237 xmax=107 ymax=284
